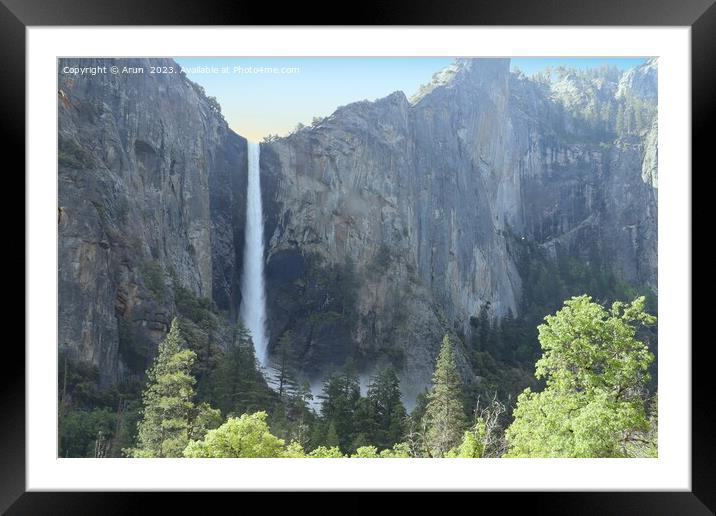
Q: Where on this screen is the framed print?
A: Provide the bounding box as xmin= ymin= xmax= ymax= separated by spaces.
xmin=3 ymin=0 xmax=711 ymax=512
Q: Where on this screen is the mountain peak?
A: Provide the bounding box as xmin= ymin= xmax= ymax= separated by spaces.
xmin=409 ymin=58 xmax=511 ymax=105
xmin=616 ymin=58 xmax=658 ymax=101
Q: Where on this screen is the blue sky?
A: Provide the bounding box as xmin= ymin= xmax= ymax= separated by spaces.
xmin=175 ymin=57 xmax=648 ymax=141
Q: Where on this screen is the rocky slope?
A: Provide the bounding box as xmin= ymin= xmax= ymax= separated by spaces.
xmin=259 ymin=58 xmax=658 ymax=401
xmin=58 ymin=58 xmax=247 ymax=385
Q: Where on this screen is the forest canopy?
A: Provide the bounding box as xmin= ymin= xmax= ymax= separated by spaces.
xmin=61 ymin=294 xmax=657 ymax=459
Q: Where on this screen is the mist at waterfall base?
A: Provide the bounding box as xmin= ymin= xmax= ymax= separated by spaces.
xmin=239 ymin=141 xmax=269 ymax=367
xmin=237 ymin=141 xmax=414 ymax=413
xmin=237 ymin=141 xmax=323 ymax=409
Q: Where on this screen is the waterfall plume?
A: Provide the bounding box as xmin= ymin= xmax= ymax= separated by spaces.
xmin=239 ymin=141 xmax=269 ymax=366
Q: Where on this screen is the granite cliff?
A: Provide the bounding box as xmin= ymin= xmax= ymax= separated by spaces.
xmin=259 ymin=58 xmax=657 ymax=400
xmin=58 ymin=58 xmax=247 ymax=385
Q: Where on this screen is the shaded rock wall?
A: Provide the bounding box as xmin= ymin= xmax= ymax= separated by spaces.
xmin=58 ymin=58 xmax=247 ymax=384
xmin=260 ymin=58 xmax=658 ymax=398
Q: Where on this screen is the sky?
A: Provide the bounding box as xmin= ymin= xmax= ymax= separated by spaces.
xmin=174 ymin=57 xmax=648 ymax=142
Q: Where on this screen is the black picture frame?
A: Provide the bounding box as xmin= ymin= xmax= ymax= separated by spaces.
xmin=2 ymin=0 xmax=710 ymax=512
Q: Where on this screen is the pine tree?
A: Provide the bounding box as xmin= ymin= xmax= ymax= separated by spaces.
xmin=273 ymin=380 xmax=316 ymax=448
xmin=324 ymin=420 xmax=340 ymax=448
xmin=319 ymin=365 xmax=361 ymax=452
xmin=126 ymin=318 xmax=220 ymax=457
xmin=294 ymin=381 xmax=314 ymax=413
xmin=350 ymin=397 xmax=376 ymax=453
xmin=500 ymin=309 xmax=520 ymax=363
xmin=423 ymin=335 xmax=467 ymax=457
xmin=286 ymin=385 xmax=314 ymax=447
xmin=477 ymin=303 xmax=491 ymax=352
xmin=271 ymin=330 xmax=299 ymax=400
xmin=367 ymin=367 xmax=407 ymax=450
xmin=214 ymin=321 xmax=274 ymax=417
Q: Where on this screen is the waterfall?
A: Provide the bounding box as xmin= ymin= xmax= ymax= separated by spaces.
xmin=239 ymin=141 xmax=269 ymax=366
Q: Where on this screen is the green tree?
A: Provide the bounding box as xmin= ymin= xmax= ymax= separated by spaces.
xmin=423 ymin=335 xmax=467 ymax=457
xmin=324 ymin=420 xmax=341 ymax=448
xmin=378 ymin=442 xmax=412 ymax=458
xmin=626 ymin=392 xmax=658 ymax=458
xmin=447 ymin=419 xmax=486 ymax=458
xmin=283 ymin=441 xmax=307 ymax=458
xmin=59 ymin=408 xmax=116 ymax=458
xmin=126 ymin=319 xmax=220 ymax=457
xmin=351 ymin=445 xmax=380 ymax=458
xmin=308 ymin=445 xmax=345 ymax=458
xmin=319 ymin=366 xmax=361 ymax=452
xmin=505 ymin=295 xmax=656 ymax=457
xmin=350 ymin=397 xmax=375 ymax=453
xmin=214 ymin=321 xmax=275 ymax=417
xmin=271 ymin=380 xmax=316 ymax=448
xmin=366 ymin=367 xmax=407 ymax=450
xmin=271 ymin=330 xmax=300 ymax=400
xmin=472 ymin=303 xmax=491 ymax=353
xmin=447 ymin=393 xmax=509 ymax=458
xmin=286 ymin=381 xmax=316 ymax=446
xmin=183 ymin=411 xmax=285 ymax=458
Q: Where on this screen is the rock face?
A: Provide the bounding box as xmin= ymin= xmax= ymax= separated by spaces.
xmin=58 ymin=58 xmax=247 ymax=385
xmin=259 ymin=58 xmax=658 ymax=400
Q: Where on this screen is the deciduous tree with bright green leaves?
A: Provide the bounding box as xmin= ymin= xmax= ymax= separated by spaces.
xmin=283 ymin=441 xmax=308 ymax=457
xmin=447 ymin=419 xmax=487 ymax=458
xmin=378 ymin=442 xmax=412 ymax=458
xmin=351 ymin=445 xmax=380 ymax=458
xmin=505 ymin=295 xmax=656 ymax=457
xmin=183 ymin=411 xmax=286 ymax=458
xmin=308 ymin=445 xmax=345 ymax=458
xmin=447 ymin=394 xmax=508 ymax=458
